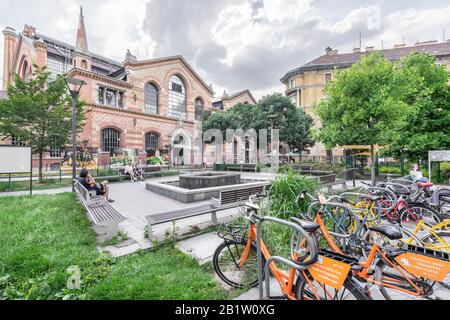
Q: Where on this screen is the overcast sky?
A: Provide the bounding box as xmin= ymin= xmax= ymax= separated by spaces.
xmin=1 ymin=0 xmax=449 ymax=99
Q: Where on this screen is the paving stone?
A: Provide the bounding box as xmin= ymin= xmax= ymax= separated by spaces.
xmin=177 ymin=232 xmax=223 ymax=264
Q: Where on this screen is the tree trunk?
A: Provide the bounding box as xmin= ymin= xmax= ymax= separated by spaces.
xmin=38 ymin=150 xmax=43 ymax=183
xmin=370 ymin=144 xmax=376 ymax=186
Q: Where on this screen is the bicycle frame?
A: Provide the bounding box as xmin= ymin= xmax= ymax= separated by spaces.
xmin=356 ymin=243 xmax=424 ymax=297
xmin=403 ymin=219 xmax=450 ymax=252
xmin=310 ymin=208 xmax=427 ymax=297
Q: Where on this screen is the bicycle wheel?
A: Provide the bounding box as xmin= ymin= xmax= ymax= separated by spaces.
xmin=375 ymin=259 xmax=450 ymax=300
xmin=294 ymin=273 xmax=369 ymax=300
xmin=421 ymin=231 xmax=450 ymax=253
xmin=398 ymin=203 xmax=442 ymax=229
xmin=213 ymin=240 xmax=263 ymax=289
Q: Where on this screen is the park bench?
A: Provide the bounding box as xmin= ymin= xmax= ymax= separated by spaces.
xmin=73 ymin=179 xmax=126 ymax=242
xmin=145 ymin=184 xmax=266 ymax=240
xmin=227 ymin=163 xmax=258 ymax=173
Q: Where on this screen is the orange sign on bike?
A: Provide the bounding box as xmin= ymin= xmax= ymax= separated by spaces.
xmin=309 ymin=256 xmax=351 ymax=290
xmin=395 ymin=252 xmax=450 ymax=282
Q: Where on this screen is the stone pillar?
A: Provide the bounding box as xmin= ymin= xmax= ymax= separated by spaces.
xmin=297 ymin=89 xmax=300 ymax=108
xmin=2 ymin=27 xmax=18 ymax=90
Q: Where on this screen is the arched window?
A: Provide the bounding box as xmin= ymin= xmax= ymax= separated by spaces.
xmin=195 ymin=98 xmax=203 ymax=120
xmin=168 ymin=75 xmax=186 ymax=119
xmin=145 ymin=132 xmax=159 ymax=156
xmin=144 ymin=83 xmax=158 ymax=114
xmin=21 ymin=59 xmax=29 ymax=80
xmin=101 ymin=128 xmax=121 ymax=153
xmin=81 ymin=60 xmax=87 ymax=69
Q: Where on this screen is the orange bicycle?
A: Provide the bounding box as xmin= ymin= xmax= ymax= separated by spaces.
xmin=213 ymin=195 xmax=369 ymax=300
xmin=300 ymin=192 xmax=450 ymax=300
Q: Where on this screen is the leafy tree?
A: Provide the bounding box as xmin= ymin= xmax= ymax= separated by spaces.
xmin=201 ymin=110 xmax=240 ymax=163
xmin=0 ymin=64 xmax=85 ymax=182
xmin=255 ymin=93 xmax=314 ymax=156
xmin=315 ymin=53 xmax=408 ymax=184
xmin=387 ymin=53 xmax=450 ymax=162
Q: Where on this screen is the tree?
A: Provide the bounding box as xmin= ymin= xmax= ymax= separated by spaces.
xmin=0 ymin=64 xmax=85 ymax=182
xmin=255 ymin=93 xmax=314 ymax=156
xmin=201 ymin=110 xmax=240 ymax=163
xmin=315 ymin=53 xmax=408 ymax=185
xmin=387 ymin=53 xmax=450 ymax=162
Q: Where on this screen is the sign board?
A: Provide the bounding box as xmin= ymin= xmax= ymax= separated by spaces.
xmin=0 ymin=146 xmax=32 ymax=174
xmin=429 ymin=150 xmax=450 ymax=162
xmin=395 ymin=252 xmax=450 ymax=282
xmin=308 ymin=255 xmax=351 ymax=290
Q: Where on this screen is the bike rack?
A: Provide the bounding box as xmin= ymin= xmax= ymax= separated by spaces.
xmin=254 ymin=216 xmax=317 ymax=300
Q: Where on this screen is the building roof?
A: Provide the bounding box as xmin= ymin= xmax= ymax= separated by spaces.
xmin=215 ymin=89 xmax=257 ymax=104
xmin=0 ymin=90 xmax=7 ymax=99
xmin=281 ymin=42 xmax=450 ymax=84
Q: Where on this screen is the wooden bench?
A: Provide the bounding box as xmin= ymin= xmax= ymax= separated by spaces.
xmin=145 ymin=185 xmax=266 ymax=240
xmin=227 ymin=163 xmax=258 ymax=172
xmin=73 ymin=180 xmax=126 ymax=242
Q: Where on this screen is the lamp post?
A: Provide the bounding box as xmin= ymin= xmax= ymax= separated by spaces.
xmin=267 ymin=114 xmax=277 ymax=169
xmin=65 ymin=77 xmax=85 ymax=192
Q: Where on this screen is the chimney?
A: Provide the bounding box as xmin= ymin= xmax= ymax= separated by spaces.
xmin=23 ymin=24 xmax=36 ymax=37
xmin=415 ymin=40 xmax=438 ymax=46
xmin=365 ymin=46 xmax=375 ymax=52
xmin=352 ymin=47 xmax=361 ymax=53
xmin=325 ymin=47 xmax=332 ymax=55
xmin=329 ymin=49 xmax=338 ymax=55
xmin=76 ymin=6 xmax=89 ymax=53
xmin=393 ymin=43 xmax=406 ymax=49
xmin=2 ymin=27 xmax=18 ymax=90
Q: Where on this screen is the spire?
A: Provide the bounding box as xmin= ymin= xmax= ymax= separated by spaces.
xmin=76 ymin=5 xmax=89 ymax=53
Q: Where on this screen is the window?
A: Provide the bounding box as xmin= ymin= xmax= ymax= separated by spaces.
xmin=145 ymin=83 xmax=158 ymax=114
xmin=98 ymin=86 xmax=124 ymax=108
xmin=213 ymin=101 xmax=223 ymax=110
xmin=145 ymin=133 xmax=159 ymax=156
xmin=290 ymin=79 xmax=295 ymax=88
xmin=288 ymin=94 xmax=297 ymax=105
xmin=325 ymin=73 xmax=332 ymax=84
xmin=195 ymin=98 xmax=203 ymax=120
xmin=168 ymin=75 xmax=186 ymax=119
xmin=47 ymin=54 xmax=69 ymax=81
xmin=21 ymin=59 xmax=29 ymax=81
xmin=98 ymin=87 xmax=104 ymax=104
xmin=81 ymin=60 xmax=87 ymax=69
xmin=50 ymin=137 xmax=61 ymax=158
xmin=101 ymin=128 xmax=121 ymax=153
xmin=11 ymin=135 xmax=25 ymax=146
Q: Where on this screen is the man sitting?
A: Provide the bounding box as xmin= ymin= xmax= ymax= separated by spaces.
xmin=79 ymin=168 xmax=114 ymax=203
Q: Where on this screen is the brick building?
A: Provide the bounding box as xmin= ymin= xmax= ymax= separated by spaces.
xmin=281 ymin=41 xmax=450 ymax=157
xmin=2 ymin=7 xmax=254 ymax=169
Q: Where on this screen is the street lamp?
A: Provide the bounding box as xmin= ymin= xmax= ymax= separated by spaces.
xmin=267 ymin=114 xmax=277 ymax=169
xmin=65 ymin=77 xmax=85 ymax=192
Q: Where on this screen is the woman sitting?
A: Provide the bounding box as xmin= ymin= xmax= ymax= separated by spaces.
xmin=132 ymin=163 xmax=145 ymax=181
xmin=79 ymin=168 xmax=114 ymax=202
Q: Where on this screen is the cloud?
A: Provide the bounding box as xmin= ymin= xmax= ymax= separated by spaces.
xmin=1 ymin=0 xmax=449 ymax=100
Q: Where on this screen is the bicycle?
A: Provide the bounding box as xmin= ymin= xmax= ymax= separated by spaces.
xmin=213 ymin=195 xmax=369 ymax=300
xmin=300 ymin=193 xmax=450 ymax=300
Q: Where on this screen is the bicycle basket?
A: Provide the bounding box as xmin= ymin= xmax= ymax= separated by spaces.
xmin=404 ymin=244 xmax=450 ymax=261
xmin=318 ymin=249 xmax=360 ymax=266
xmin=217 ymin=223 xmax=248 ymax=242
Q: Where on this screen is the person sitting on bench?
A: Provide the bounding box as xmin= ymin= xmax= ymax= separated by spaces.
xmin=124 ymin=164 xmax=137 ymax=182
xmin=132 ymin=163 xmax=144 ymax=181
xmin=79 ymin=168 xmax=114 ymax=203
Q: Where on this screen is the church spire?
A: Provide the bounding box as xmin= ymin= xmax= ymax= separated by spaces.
xmin=76 ymin=5 xmax=89 ymax=53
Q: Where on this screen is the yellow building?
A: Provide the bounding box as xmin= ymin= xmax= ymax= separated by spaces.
xmin=281 ymin=41 xmax=450 ymax=158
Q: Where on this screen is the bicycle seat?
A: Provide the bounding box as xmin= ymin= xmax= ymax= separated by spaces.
xmin=416 ymin=182 xmax=433 ymax=188
xmin=291 ymin=218 xmax=320 ymax=232
xmin=368 ymin=225 xmax=403 ymax=240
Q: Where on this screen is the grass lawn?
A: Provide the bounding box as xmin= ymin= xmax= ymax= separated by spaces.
xmin=0 ymin=193 xmax=229 ymax=300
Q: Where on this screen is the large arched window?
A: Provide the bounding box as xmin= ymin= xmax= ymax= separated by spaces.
xmin=168 ymin=75 xmax=186 ymax=119
xmin=145 ymin=132 xmax=159 ymax=156
xmin=101 ymin=128 xmax=121 ymax=153
xmin=195 ymin=98 xmax=203 ymax=120
xmin=21 ymin=59 xmax=29 ymax=80
xmin=144 ymin=83 xmax=158 ymax=114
